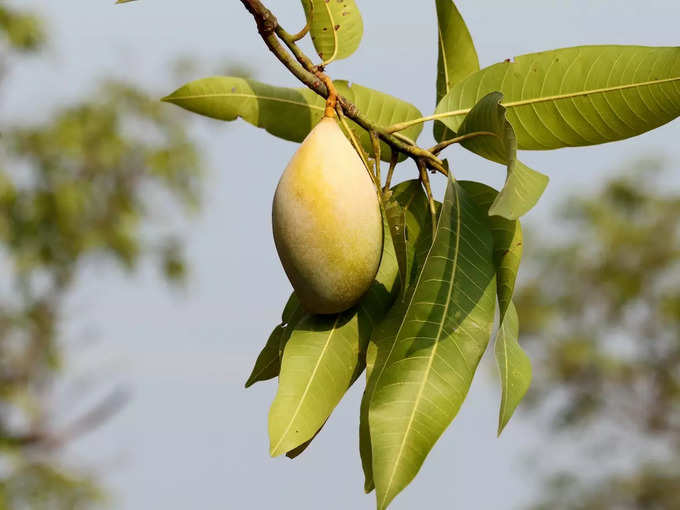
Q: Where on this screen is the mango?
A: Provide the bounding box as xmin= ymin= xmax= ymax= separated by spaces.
xmin=272 ymin=117 xmax=383 ymax=315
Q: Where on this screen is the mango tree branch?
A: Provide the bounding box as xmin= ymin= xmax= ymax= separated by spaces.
xmin=240 ymin=0 xmax=448 ymax=176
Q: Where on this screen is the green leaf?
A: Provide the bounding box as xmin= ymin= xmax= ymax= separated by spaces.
xmin=244 ymin=325 xmax=285 ymax=388
xmin=268 ymin=312 xmax=363 ymax=456
xmin=360 ymin=180 xmax=435 ymax=493
xmin=460 ymin=181 xmax=529 ymax=434
xmin=434 ymin=0 xmax=479 ymax=142
xmin=301 ymin=0 xmax=363 ymax=63
xmin=163 ymin=77 xmax=324 ymax=143
xmin=459 ymin=181 xmax=522 ymax=316
xmin=494 ymin=302 xmax=531 ymax=435
xmin=390 ymin=180 xmax=439 ymax=289
xmin=366 ymin=176 xmax=497 ymax=508
xmin=285 ymin=424 xmax=324 ymax=459
xmin=268 ymin=217 xmax=399 ymax=457
xmin=383 ymin=195 xmax=408 ymax=295
xmin=245 ymin=294 xmax=304 ymax=388
xmin=163 ymin=77 xmax=422 ymax=162
xmin=435 ymin=45 xmax=680 ymax=150
xmin=456 ymin=92 xmax=549 ymax=219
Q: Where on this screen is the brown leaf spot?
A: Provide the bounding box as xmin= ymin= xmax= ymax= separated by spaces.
xmin=334 ymin=24 xmax=340 ymax=30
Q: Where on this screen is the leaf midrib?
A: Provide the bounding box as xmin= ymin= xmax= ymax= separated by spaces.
xmin=165 ymin=92 xmax=324 ymax=111
xmin=380 ymin=184 xmax=462 ymax=509
xmin=436 ymin=75 xmax=680 ymax=122
xmin=271 ymin=315 xmax=340 ymax=455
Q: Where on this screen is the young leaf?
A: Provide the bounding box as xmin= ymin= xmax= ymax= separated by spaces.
xmin=456 ymin=92 xmax=549 ymax=219
xmin=460 ymin=181 xmax=530 ymax=434
xmin=434 ymin=0 xmax=479 ymax=142
xmin=367 ymin=176 xmax=497 ymax=509
xmin=163 ymin=77 xmax=422 ymax=162
xmin=435 ymin=45 xmax=680 ymax=150
xmin=301 ymin=0 xmax=364 ymax=64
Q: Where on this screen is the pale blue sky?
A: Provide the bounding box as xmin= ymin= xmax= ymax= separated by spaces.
xmin=5 ymin=1 xmax=679 ymax=509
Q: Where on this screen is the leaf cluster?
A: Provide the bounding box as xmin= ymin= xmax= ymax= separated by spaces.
xmin=119 ymin=0 xmax=680 ymax=507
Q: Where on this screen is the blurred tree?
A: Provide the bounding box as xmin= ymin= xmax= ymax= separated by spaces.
xmin=516 ymin=159 xmax=680 ymax=510
xmin=0 ymin=2 xmax=201 ymax=508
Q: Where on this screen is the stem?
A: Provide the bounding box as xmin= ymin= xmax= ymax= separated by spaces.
xmin=370 ymin=131 xmax=381 ymax=184
xmin=321 ymin=0 xmax=339 ymax=66
xmin=317 ymin=71 xmax=337 ymax=117
xmin=383 ymin=151 xmax=398 ymax=193
xmin=418 ymin=159 xmax=437 ymax=240
xmin=337 ymin=105 xmax=371 ymax=176
xmin=429 ymin=131 xmax=498 ymax=155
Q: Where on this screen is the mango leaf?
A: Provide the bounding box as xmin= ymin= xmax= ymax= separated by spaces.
xmin=494 ymin=301 xmax=531 ymax=435
xmin=269 ymin=312 xmax=363 ymax=456
xmin=459 ymin=181 xmax=522 ymax=316
xmin=366 ymin=175 xmax=497 ymax=509
xmin=301 ymin=0 xmax=363 ymax=63
xmin=360 ymin=180 xmax=435 ymax=493
xmin=244 ymin=326 xmax=285 ymax=388
xmin=163 ymin=77 xmax=422 ymax=162
xmin=391 ymin=180 xmax=439 ymax=289
xmin=383 ymin=195 xmax=408 ymax=295
xmin=335 ymin=81 xmax=423 ymax=160
xmin=434 ymin=0 xmax=479 ymax=142
xmin=268 ymin=215 xmax=399 ymax=457
xmin=285 ymin=423 xmax=325 ymax=459
xmin=460 ymin=180 xmax=529 ymax=434
xmin=456 ymin=92 xmax=549 ymax=219
xmin=435 ymin=45 xmax=680 ymax=150
xmin=245 ymin=294 xmax=304 ymax=388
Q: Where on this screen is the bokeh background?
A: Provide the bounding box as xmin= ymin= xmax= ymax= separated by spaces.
xmin=1 ymin=1 xmax=679 ymax=508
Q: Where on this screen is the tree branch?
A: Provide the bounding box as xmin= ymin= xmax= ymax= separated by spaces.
xmin=239 ymin=0 xmax=448 ymax=176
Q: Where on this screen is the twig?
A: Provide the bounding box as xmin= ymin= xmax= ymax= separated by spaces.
xmin=240 ymin=0 xmax=448 ymax=177
xmin=370 ymin=131 xmax=381 ymax=184
xmin=383 ymin=151 xmax=399 ymax=193
xmin=418 ymin=159 xmax=437 ymax=239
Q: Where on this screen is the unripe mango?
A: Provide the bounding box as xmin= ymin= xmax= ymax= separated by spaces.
xmin=272 ymin=117 xmax=383 ymax=315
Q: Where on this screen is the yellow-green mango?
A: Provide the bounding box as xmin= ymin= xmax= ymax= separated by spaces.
xmin=272 ymin=117 xmax=383 ymax=315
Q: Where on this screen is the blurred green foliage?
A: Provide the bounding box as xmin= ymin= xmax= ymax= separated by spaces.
xmin=516 ymin=159 xmax=680 ymax=509
xmin=0 ymin=2 xmax=202 ymax=508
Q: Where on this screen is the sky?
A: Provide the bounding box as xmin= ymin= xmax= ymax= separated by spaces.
xmin=4 ymin=1 xmax=680 ymax=509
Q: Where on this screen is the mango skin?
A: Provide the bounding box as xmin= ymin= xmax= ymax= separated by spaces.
xmin=272 ymin=117 xmax=383 ymax=315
